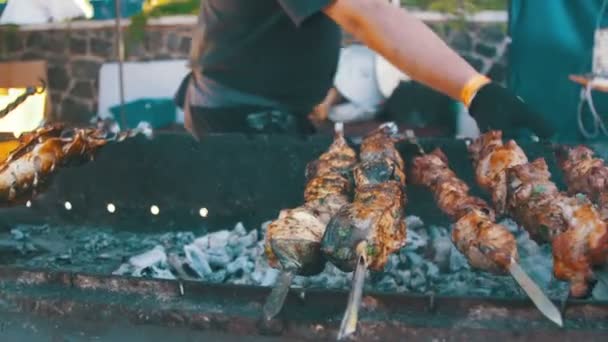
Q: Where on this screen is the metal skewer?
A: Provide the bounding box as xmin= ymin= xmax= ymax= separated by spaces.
xmin=508 ymin=259 xmax=563 ymax=327
xmin=262 ymin=269 xmax=296 ymax=321
xmin=407 ymin=133 xmax=563 ymax=327
xmin=337 ymin=241 xmax=368 ymax=340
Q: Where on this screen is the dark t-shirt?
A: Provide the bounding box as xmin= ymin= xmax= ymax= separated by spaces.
xmin=198 ymin=0 xmax=341 ymax=112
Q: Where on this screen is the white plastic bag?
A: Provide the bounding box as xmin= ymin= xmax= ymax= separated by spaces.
xmin=0 ymin=0 xmax=93 ymax=25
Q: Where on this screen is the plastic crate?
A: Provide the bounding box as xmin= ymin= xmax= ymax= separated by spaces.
xmin=109 ymin=98 xmax=177 ymax=130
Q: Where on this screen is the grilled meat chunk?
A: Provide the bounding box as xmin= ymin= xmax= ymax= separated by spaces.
xmin=468 ymin=130 xmax=528 ymax=214
xmin=265 ymin=130 xmax=357 ymax=275
xmin=353 ymin=157 xmax=406 ymax=188
xmin=555 ymin=145 xmax=608 ymax=220
xmin=411 ymin=149 xmax=517 ymax=274
xmin=505 ymin=159 xmax=566 ymax=242
xmin=321 ymin=181 xmax=406 ymax=271
xmin=470 ymin=131 xmax=608 ymax=297
xmin=0 ymin=125 xmax=116 ymax=203
xmin=453 ymin=209 xmax=517 ymax=273
xmin=358 ymin=124 xmax=405 ymax=172
xmin=321 ymin=124 xmax=407 ymax=272
xmin=411 ymin=149 xmax=491 ymax=221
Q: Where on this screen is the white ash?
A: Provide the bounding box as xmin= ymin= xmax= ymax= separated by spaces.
xmin=108 ymin=216 xmax=574 ymax=299
xmin=3 ymin=216 xmax=602 ymax=300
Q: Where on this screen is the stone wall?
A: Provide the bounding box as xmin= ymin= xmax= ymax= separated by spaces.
xmin=0 ymin=14 xmax=508 ymax=124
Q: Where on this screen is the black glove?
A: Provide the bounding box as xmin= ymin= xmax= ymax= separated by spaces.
xmin=468 ymin=82 xmax=556 ymax=139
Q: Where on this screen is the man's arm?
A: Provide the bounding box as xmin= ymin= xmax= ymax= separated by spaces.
xmin=322 ymin=0 xmax=556 ymax=138
xmin=323 ymin=0 xmax=478 ymax=102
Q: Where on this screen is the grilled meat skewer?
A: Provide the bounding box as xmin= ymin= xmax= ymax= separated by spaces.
xmin=0 ymin=124 xmax=130 ymax=204
xmin=411 ymin=148 xmax=517 ymax=273
xmin=322 ymin=124 xmax=407 ymax=271
xmin=321 ymin=123 xmax=407 ymax=340
xmin=263 ymin=124 xmax=357 ymax=320
xmin=411 ymin=148 xmax=562 ymax=326
xmin=469 ymin=131 xmax=608 ymax=298
xmin=555 ymin=145 xmax=608 ymax=221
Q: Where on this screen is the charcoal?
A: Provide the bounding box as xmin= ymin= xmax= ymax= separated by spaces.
xmin=376 ymin=276 xmax=398 ymax=292
xmin=183 ymin=244 xmax=213 ymax=278
xmin=404 ymin=228 xmax=427 ymax=251
xmin=226 ymin=256 xmax=253 ymax=275
xmin=405 ymin=252 xmax=424 ymax=268
xmin=147 ymin=265 xmax=176 ymax=280
xmin=430 ymin=236 xmax=452 ymax=271
xmin=327 ymin=275 xmax=349 ymax=289
xmin=22 ymin=242 xmax=37 ymax=253
xmin=516 ymin=230 xmax=541 ymax=257
xmin=97 ymin=253 xmax=112 ymax=260
xmin=260 ymin=221 xmax=271 ymax=234
xmin=449 ymin=245 xmax=469 ymax=272
xmin=4 ymin=215 xmax=579 ymax=300
xmin=384 ymin=254 xmax=400 ymax=273
xmin=470 ymin=287 xmax=492 ymax=296
xmin=260 ymin=268 xmax=279 ymax=287
xmin=519 ymin=252 xmax=552 ymax=288
xmin=207 ymin=250 xmax=233 ymax=268
xmin=239 ymin=229 xmax=258 ymax=248
xmin=233 ymin=222 xmax=247 ymax=236
xmin=207 ymin=270 xmax=227 ymax=283
xmin=293 ymin=276 xmax=311 ymax=288
xmin=499 ymin=218 xmax=521 ymax=234
xmin=394 ymin=270 xmax=411 ymax=285
xmin=409 ymin=269 xmax=427 ymax=290
xmin=405 ymin=216 xmax=424 ymax=230
xmin=129 ymin=245 xmax=166 ymax=269
xmin=56 ymin=254 xmax=71 ymax=263
xmin=424 ymin=261 xmax=440 ymax=281
xmin=194 ymin=230 xmax=230 ymax=251
xmin=83 ymin=233 xmax=116 ymax=252
xmin=592 ymin=274 xmax=608 ymax=300
xmin=10 ymin=229 xmax=26 ymax=240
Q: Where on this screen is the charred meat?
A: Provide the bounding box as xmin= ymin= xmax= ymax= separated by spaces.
xmin=470 ymin=131 xmax=608 ymax=297
xmin=321 ymin=123 xmax=407 ymax=272
xmin=0 ymin=124 xmax=123 ymax=204
xmin=411 ymin=148 xmax=517 ymax=274
xmin=555 ymin=145 xmax=608 ymax=221
xmin=468 ymin=130 xmax=528 ymax=214
xmin=264 ymin=129 xmax=357 ymax=275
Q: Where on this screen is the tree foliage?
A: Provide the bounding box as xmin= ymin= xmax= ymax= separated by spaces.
xmin=401 ymin=0 xmax=506 ymax=13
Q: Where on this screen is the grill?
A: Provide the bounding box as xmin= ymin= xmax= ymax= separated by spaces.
xmin=0 ymin=131 xmax=607 ymax=341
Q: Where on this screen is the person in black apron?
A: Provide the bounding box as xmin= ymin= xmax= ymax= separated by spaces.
xmin=175 ymin=0 xmax=554 ymax=139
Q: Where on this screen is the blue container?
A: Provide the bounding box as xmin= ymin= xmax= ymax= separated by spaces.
xmin=90 ymin=0 xmax=144 ymax=20
xmin=109 ymin=98 xmax=177 ymax=130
